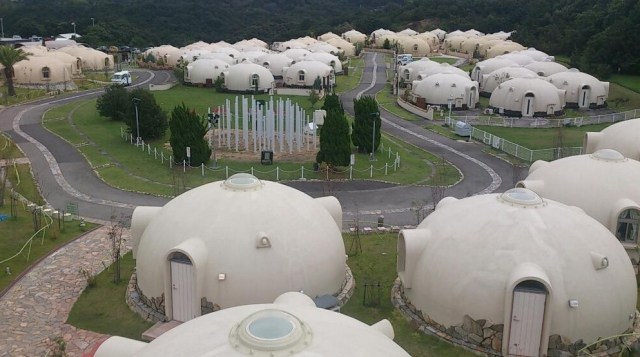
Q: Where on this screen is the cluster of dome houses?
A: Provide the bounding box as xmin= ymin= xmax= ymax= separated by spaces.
xmin=2 ymin=27 xmax=608 ymax=120
xmin=86 ymin=119 xmax=640 ymax=357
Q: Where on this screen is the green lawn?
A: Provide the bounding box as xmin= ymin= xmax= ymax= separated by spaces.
xmin=609 ymin=75 xmax=640 ymax=93
xmin=429 ymin=56 xmax=457 ymax=65
xmin=376 ymin=84 xmax=422 ymax=122
xmin=336 ymin=56 xmax=364 ymax=94
xmin=473 ymin=123 xmax=614 ymax=150
xmin=1 ymin=157 xmax=97 ymax=293
xmin=342 ymin=232 xmax=477 ymax=356
xmin=608 ymin=83 xmax=640 ymax=111
xmin=67 ymin=232 xmax=476 ymax=355
xmin=66 ymin=252 xmax=154 ymax=339
xmin=42 ymin=90 xmax=461 ymax=197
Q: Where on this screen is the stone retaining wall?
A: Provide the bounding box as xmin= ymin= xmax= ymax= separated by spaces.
xmin=392 ymin=278 xmax=640 ymax=357
xmin=126 ymin=265 xmax=356 ymax=322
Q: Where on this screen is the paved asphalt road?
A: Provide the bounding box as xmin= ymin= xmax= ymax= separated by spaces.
xmin=0 ymin=54 xmax=518 ymax=226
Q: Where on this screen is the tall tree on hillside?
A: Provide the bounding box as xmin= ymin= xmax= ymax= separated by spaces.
xmin=169 ymin=103 xmax=211 ymax=166
xmin=316 ymin=107 xmax=351 ymax=168
xmin=126 ymin=88 xmax=168 ymax=141
xmin=351 ymin=95 xmax=380 ymax=154
xmin=0 ymin=46 xmax=30 ymax=96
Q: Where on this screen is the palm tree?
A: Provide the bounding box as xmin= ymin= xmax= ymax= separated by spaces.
xmin=0 ymin=46 xmax=30 ymax=96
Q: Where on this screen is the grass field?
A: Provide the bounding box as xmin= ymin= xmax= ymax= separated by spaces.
xmin=336 ymin=57 xmax=365 ymax=94
xmin=67 ymin=232 xmax=476 ymax=356
xmin=42 ymin=91 xmax=461 ymax=196
xmin=473 ymin=123 xmax=614 ymax=149
xmin=66 ymin=252 xmax=153 ymax=339
xmin=376 ymin=84 xmax=422 ymax=121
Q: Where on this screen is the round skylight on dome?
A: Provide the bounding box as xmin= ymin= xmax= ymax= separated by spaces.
xmin=591 ymin=149 xmax=626 ymax=162
xmin=498 ymin=188 xmax=545 ymax=207
xmin=229 ymin=309 xmax=313 ymax=356
xmin=222 ymin=173 xmax=263 ymax=191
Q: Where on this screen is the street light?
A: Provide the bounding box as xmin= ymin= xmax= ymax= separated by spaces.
xmin=370 ymin=112 xmax=380 ymax=161
xmin=132 ymin=98 xmax=141 ymax=146
xmin=447 ymin=97 xmax=453 ymax=124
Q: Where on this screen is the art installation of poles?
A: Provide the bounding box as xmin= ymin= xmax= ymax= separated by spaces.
xmin=208 ymin=95 xmax=315 ymax=154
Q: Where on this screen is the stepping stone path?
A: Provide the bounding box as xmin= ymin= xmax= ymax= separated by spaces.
xmin=0 ymin=226 xmax=131 ymax=356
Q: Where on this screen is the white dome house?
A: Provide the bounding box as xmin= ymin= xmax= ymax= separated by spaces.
xmin=88 ymin=292 xmax=409 ymax=357
xmin=547 ymin=69 xmax=609 ymax=109
xmin=471 ymin=57 xmax=519 ymax=83
xmin=524 ymin=61 xmax=568 ymax=77
xmin=222 ymin=62 xmax=275 ymax=93
xmin=283 ymin=60 xmax=335 ymax=88
xmin=256 ymin=53 xmax=294 ymax=77
xmin=398 ymin=58 xmax=439 ymax=83
xmin=583 ymin=118 xmax=640 ymax=161
xmin=411 ymin=73 xmax=479 ymax=110
xmin=396 ymin=188 xmax=638 ymax=356
xmin=480 ymin=66 xmax=538 ymax=96
xmin=489 ymin=77 xmax=565 ymax=117
xmin=184 ymin=59 xmax=230 ymax=86
xmin=342 ymin=29 xmax=367 ymax=46
xmin=518 ymin=149 xmax=640 ymax=268
xmin=129 ymin=174 xmax=349 ymax=323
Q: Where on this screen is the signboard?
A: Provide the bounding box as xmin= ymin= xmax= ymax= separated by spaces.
xmin=186 ymin=146 xmax=191 ymax=158
xmin=65 ymin=202 xmax=79 ymax=219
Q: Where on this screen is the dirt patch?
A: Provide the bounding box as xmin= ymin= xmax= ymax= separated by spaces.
xmin=208 ymin=129 xmax=318 ymax=163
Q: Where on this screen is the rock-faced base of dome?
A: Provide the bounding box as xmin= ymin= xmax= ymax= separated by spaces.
xmin=392 ymin=278 xmax=640 ymax=357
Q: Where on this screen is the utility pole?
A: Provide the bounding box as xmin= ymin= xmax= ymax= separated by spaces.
xmin=132 ymin=98 xmax=141 ymax=146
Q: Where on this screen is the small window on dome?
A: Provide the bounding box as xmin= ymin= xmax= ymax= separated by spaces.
xmin=617 ymin=209 xmax=640 ymax=244
xmin=41 ymin=67 xmax=50 ymax=79
xmin=298 ymin=70 xmax=305 ymax=82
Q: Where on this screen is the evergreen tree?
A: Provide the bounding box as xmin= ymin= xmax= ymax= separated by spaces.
xmin=96 ymin=84 xmax=130 ymax=121
xmin=169 ymin=103 xmax=211 ymax=166
xmin=126 ymin=88 xmax=168 ymax=140
xmin=316 ymin=107 xmax=351 ymax=167
xmin=351 ymin=96 xmax=380 ymax=154
xmin=322 ymin=93 xmax=342 ymax=112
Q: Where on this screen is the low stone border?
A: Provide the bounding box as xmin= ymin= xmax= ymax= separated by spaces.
xmin=392 ymin=277 xmax=640 ymax=357
xmin=127 ymin=264 xmax=356 ymax=322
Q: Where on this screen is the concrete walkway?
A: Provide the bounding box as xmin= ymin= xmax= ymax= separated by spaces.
xmin=0 ymin=227 xmax=130 ymax=357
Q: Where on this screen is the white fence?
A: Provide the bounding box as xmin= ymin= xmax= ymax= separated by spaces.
xmin=120 ymin=128 xmax=402 ymax=181
xmin=446 ymin=109 xmax=640 ymax=128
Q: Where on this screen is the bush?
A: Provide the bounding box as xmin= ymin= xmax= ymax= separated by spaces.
xmin=169 ymin=103 xmax=211 ymax=166
xmin=96 ymin=85 xmax=130 ymax=121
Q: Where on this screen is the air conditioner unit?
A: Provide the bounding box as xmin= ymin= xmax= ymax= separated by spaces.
xmin=498 ymin=107 xmax=504 ymax=114
xmin=484 ymin=108 xmax=494 ymax=115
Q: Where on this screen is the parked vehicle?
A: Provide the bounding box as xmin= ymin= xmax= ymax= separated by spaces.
xmin=111 ymin=70 xmax=132 ymax=86
xmin=397 ymin=54 xmax=413 ymax=65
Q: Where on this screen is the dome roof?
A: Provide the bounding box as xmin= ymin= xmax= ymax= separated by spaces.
xmin=283 ymin=60 xmax=334 ymax=87
xmin=412 ymin=73 xmax=479 ymax=106
xmin=92 ymin=293 xmax=409 ymax=357
xmin=325 ymin=37 xmax=355 ymax=56
xmin=547 ymin=70 xmax=609 ymax=105
xmin=58 ymin=46 xmax=114 ymax=70
xmin=583 ymin=119 xmax=640 ymax=160
xmin=495 ymin=52 xmax=535 ymax=66
xmin=518 ymin=48 xmax=553 ymax=61
xmin=415 ymin=62 xmax=469 ymax=80
xmin=471 ymin=57 xmax=519 ymax=82
xmin=13 ymin=56 xmax=72 ymax=84
xmin=318 ymin=32 xmax=340 ymax=41
xmin=399 ymin=189 xmax=636 ymax=344
xmin=132 ymin=174 xmax=346 ymax=309
xmin=224 ymin=62 xmax=275 ymax=91
xmin=282 ymin=48 xmax=311 ymax=61
xmin=524 ymin=61 xmax=568 ymax=77
xmin=398 ymin=28 xmax=418 ymax=36
xmin=198 ymin=52 xmax=236 ymax=65
xmin=481 ymin=66 xmax=538 ymax=94
xmin=306 ymin=42 xmax=340 ymax=55
xmin=256 ymin=53 xmax=294 ymax=77
xmin=306 ymin=52 xmax=342 ymax=72
xmin=486 ymin=41 xmax=527 ymax=58
xmin=489 ymin=77 xmax=565 ymax=115
xmin=341 ymin=30 xmax=367 ymax=45
xmin=519 ymin=150 xmax=640 ymax=233
xmin=185 ymin=59 xmax=229 ymax=84
xmin=398 ymin=58 xmax=439 ymax=82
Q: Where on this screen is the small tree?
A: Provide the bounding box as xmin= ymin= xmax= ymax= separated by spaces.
xmin=351 ymin=96 xmax=380 ymax=153
xmin=383 ymin=38 xmax=391 ymax=49
xmin=169 ymin=103 xmax=211 ymax=166
xmin=108 ymin=214 xmax=127 ymax=284
xmin=316 ymin=107 xmax=351 ymax=167
xmin=126 ymin=88 xmax=168 ymax=140
xmin=309 ymin=89 xmax=320 ymax=109
xmin=96 ymin=84 xmax=130 ymax=121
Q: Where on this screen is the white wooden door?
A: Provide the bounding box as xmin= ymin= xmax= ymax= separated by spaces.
xmin=508 ymin=289 xmax=546 ymax=357
xmin=579 ymin=87 xmax=590 ymax=108
xmin=522 ymin=96 xmax=535 ymax=117
xmin=170 ymin=259 xmax=197 ymax=322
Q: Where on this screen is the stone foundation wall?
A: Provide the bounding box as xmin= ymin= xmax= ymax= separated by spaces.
xmin=392 ymin=278 xmax=640 ymax=357
xmin=126 ymin=272 xmax=167 ymax=322
xmin=337 ymin=265 xmax=356 ymax=306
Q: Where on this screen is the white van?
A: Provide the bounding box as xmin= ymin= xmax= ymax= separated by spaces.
xmin=396 ymin=54 xmax=413 ymax=66
xmin=111 ymin=71 xmax=132 ymax=86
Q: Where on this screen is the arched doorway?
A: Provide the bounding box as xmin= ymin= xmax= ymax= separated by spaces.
xmin=508 ymin=280 xmax=547 ymax=357
xmin=169 ymin=252 xmax=197 ymax=322
xmin=579 ymin=85 xmax=591 ymax=109
xmin=468 ymin=87 xmax=477 ymax=108
xmin=522 ymin=93 xmax=535 ymax=117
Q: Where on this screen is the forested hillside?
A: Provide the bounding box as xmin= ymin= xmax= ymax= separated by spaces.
xmin=1 ymin=0 xmax=638 ymax=76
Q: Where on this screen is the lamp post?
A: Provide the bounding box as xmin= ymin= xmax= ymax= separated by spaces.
xmin=370 ymin=112 xmax=379 ymax=161
xmin=91 ymin=18 xmax=95 ymax=26
xmin=1 ymin=18 xmax=4 ymax=39
xmin=447 ymin=97 xmax=453 ymax=124
xmin=71 ymin=22 xmax=76 ymax=37
xmin=132 ymin=98 xmax=141 ymax=146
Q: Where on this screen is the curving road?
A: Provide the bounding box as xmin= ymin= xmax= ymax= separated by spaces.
xmin=0 ymin=55 xmax=516 ymax=226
